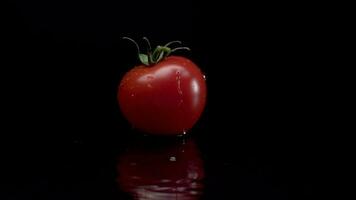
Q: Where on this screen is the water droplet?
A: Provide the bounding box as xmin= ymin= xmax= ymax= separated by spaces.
xmin=182 ymin=130 xmax=187 ymax=135
xmin=160 ymin=179 xmax=171 ymax=183
xmin=188 ymin=172 xmax=198 ymax=179
xmin=178 ymin=99 xmax=183 ymax=107
xmin=176 ymin=179 xmax=184 ymax=184
xmin=169 ymin=156 xmax=176 ymax=162
xmin=176 ymin=71 xmax=183 ymax=95
xmin=190 ymin=182 xmax=199 ymax=188
xmin=131 ymin=94 xmax=135 ymax=97
xmin=203 ymin=75 xmax=206 ymax=80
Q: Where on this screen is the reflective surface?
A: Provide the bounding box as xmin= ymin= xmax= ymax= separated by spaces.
xmin=117 ymin=138 xmax=204 ymax=199
xmin=4 ymin=132 xmax=314 ymax=200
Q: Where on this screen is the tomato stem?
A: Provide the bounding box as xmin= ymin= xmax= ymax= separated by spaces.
xmin=122 ymin=37 xmax=141 ymax=55
xmin=170 ymin=47 xmax=191 ymax=55
xmin=142 ymin=37 xmax=153 ymax=64
xmin=164 ymin=40 xmax=182 ymax=48
xmin=123 ymin=37 xmax=191 ymax=66
xmin=142 ymin=37 xmax=152 ymax=52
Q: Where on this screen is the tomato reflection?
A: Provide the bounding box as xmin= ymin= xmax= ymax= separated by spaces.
xmin=117 ymin=138 xmax=204 ymax=200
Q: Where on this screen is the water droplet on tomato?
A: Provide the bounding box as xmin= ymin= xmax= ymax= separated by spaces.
xmin=203 ymin=75 xmax=206 ymax=80
xmin=176 ymin=71 xmax=183 ymax=95
xmin=131 ymin=94 xmax=135 ymax=97
xmin=178 ymin=99 xmax=183 ymax=107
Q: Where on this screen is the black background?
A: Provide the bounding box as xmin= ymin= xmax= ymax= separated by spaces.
xmin=2 ymin=0 xmax=320 ymax=199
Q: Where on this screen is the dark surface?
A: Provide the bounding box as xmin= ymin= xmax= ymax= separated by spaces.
xmin=2 ymin=0 xmax=319 ymax=199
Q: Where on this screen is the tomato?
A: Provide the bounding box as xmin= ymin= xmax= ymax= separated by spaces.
xmin=118 ymin=38 xmax=206 ymax=135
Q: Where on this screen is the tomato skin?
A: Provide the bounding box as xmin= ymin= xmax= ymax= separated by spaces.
xmin=118 ymin=56 xmax=206 ymax=135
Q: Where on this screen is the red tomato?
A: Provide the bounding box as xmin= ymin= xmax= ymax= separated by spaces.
xmin=118 ymin=55 xmax=206 ymax=135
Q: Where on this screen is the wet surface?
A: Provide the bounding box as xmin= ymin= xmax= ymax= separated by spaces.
xmin=117 ymin=138 xmax=204 ymax=200
xmin=3 ymin=130 xmax=315 ymax=200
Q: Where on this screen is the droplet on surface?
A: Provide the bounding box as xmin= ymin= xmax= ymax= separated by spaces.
xmin=160 ymin=179 xmax=171 ymax=183
xmin=178 ymin=99 xmax=183 ymax=107
xmin=177 ymin=187 xmax=186 ymax=192
xmin=190 ymin=191 xmax=199 ymax=195
xmin=169 ymin=156 xmax=176 ymax=162
xmin=203 ymin=75 xmax=206 ymax=80
xmin=176 ymin=71 xmax=183 ymax=95
xmin=188 ymin=172 xmax=199 ymax=179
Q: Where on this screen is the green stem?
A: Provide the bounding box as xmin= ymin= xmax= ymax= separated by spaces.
xmin=164 ymin=40 xmax=182 ymax=48
xmin=122 ymin=37 xmax=191 ymax=66
xmin=122 ymin=37 xmax=141 ymax=55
